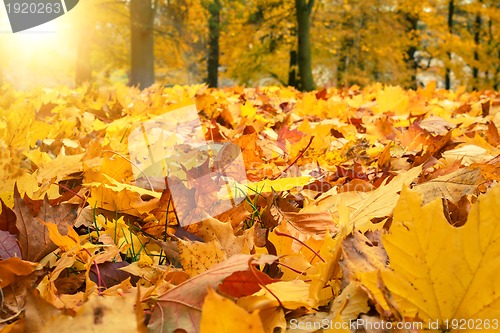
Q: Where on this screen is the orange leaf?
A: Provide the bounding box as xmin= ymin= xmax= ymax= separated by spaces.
xmin=0 ymin=257 xmax=37 ymax=288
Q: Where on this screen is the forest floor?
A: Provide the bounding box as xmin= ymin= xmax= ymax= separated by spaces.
xmin=1 ymin=83 xmax=500 ymax=332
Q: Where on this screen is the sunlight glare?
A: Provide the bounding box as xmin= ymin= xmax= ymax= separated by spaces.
xmin=0 ymin=6 xmax=75 ymax=89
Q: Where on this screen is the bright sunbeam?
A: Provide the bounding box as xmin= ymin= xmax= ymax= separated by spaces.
xmin=0 ymin=5 xmax=74 ymax=89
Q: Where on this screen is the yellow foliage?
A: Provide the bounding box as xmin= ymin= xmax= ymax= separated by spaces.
xmin=380 ymin=186 xmax=500 ymax=329
xmin=200 ymin=289 xmax=265 ymax=333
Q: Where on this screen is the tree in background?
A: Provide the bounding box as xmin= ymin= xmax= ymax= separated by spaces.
xmin=396 ymin=0 xmax=424 ymax=90
xmin=218 ymin=0 xmax=294 ymax=85
xmin=467 ymin=0 xmax=500 ymax=90
xmin=318 ymin=0 xmax=409 ymax=87
xmin=295 ymin=0 xmax=315 ymax=90
xmin=130 ymin=0 xmax=155 ymax=88
xmin=113 ymin=0 xmax=500 ymax=89
xmin=445 ymin=0 xmax=455 ymax=90
xmin=3 ymin=0 xmax=497 ymax=90
xmin=154 ymin=0 xmax=207 ymax=84
xmin=205 ymin=0 xmax=221 ymax=87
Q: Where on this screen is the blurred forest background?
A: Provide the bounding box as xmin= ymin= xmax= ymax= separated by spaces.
xmin=0 ymin=0 xmax=498 ymax=91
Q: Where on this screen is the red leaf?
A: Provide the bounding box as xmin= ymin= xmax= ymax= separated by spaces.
xmin=0 ymin=199 xmax=18 ymax=234
xmin=218 ymin=270 xmax=279 ymax=298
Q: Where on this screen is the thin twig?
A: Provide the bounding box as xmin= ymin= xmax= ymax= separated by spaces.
xmin=248 ymin=258 xmax=284 ymax=308
xmin=272 ymin=136 xmax=314 ymax=180
xmin=274 ymin=229 xmax=325 ymax=263
xmin=56 ymin=183 xmax=85 ymax=200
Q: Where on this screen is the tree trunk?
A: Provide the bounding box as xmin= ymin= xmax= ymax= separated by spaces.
xmin=472 ymin=3 xmax=482 ymax=90
xmin=295 ymin=0 xmax=315 ymax=91
xmin=288 ymin=49 xmax=298 ymax=88
xmin=445 ymin=0 xmax=454 ymax=90
xmin=404 ymin=13 xmax=419 ymax=90
xmin=206 ymin=0 xmax=221 ymax=88
xmin=130 ymin=0 xmax=155 ymax=88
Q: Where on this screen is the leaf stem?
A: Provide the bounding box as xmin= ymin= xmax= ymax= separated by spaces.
xmin=248 ymin=258 xmax=284 ymax=308
xmin=274 ymin=229 xmax=325 ymax=263
xmin=272 ymin=136 xmax=314 ymax=180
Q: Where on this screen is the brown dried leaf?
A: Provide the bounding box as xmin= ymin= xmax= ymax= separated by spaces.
xmin=0 ymin=230 xmax=20 ymax=259
xmin=414 ymin=167 xmax=484 ymax=204
xmin=13 ymin=187 xmax=77 ymax=262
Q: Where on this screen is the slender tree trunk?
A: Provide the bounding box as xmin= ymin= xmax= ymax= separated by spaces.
xmin=206 ymin=0 xmax=221 ymax=88
xmin=404 ymin=13 xmax=419 ymax=90
xmin=130 ymin=0 xmax=155 ymax=88
xmin=288 ymin=49 xmax=298 ymax=88
xmin=472 ymin=3 xmax=482 ymax=90
xmin=445 ymin=0 xmax=454 ymax=90
xmin=295 ymin=0 xmax=315 ymax=91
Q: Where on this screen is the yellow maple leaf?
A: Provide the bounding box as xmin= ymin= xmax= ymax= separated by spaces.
xmin=306 ymin=166 xmax=421 ymax=233
xmin=178 ymin=239 xmax=227 ymax=277
xmin=238 ymin=280 xmax=317 ymax=311
xmin=45 ymin=222 xmax=80 ymax=252
xmin=380 ymin=185 xmax=500 ymax=330
xmin=307 ymin=231 xmax=342 ymax=306
xmin=200 ymin=289 xmax=265 ymax=333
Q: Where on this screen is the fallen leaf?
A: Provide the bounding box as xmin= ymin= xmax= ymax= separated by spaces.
xmin=348 ymin=166 xmax=422 ymax=232
xmin=218 ymin=269 xmax=278 ymax=298
xmin=237 ymin=279 xmax=316 ymax=311
xmin=283 ymin=210 xmax=338 ymax=251
xmin=418 ymin=116 xmax=455 ymax=135
xmin=0 ymin=257 xmax=37 ymax=288
xmin=0 ymin=199 xmax=18 ymax=234
xmin=200 ymin=288 xmax=265 ymax=333
xmin=0 ymin=230 xmax=20 ymax=259
xmin=380 ymin=185 xmax=500 ymax=327
xmin=25 ymin=291 xmax=145 ymax=333
xmin=329 ymin=282 xmax=370 ymax=321
xmin=148 ymin=254 xmax=277 ymax=333
xmin=13 ymin=187 xmax=77 ymax=262
xmin=196 ymin=217 xmax=253 ymax=257
xmin=414 ymin=167 xmax=483 ymax=204
xmin=89 ymin=261 xmax=140 ymax=289
xmin=178 ymin=239 xmax=227 ymax=277
xmin=442 ymin=144 xmax=494 ymax=165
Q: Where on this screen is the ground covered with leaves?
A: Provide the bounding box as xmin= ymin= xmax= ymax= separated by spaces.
xmin=0 ymin=83 xmax=500 ymax=332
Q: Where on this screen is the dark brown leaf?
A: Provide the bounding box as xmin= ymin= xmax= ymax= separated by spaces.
xmin=13 ymin=186 xmax=77 ymax=262
xmin=0 ymin=199 xmax=18 ymax=234
xmin=89 ymin=261 xmax=139 ymax=288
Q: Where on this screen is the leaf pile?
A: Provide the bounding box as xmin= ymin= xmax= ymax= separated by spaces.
xmin=0 ymin=83 xmax=500 ymax=332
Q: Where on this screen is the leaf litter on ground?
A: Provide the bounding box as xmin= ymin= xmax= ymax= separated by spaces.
xmin=0 ymin=84 xmax=499 ymax=332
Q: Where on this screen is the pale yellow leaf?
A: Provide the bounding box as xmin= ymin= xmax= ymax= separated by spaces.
xmin=380 ymin=186 xmax=500 ymax=330
xmin=200 ymin=289 xmax=265 ymax=333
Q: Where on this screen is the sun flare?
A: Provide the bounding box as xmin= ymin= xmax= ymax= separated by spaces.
xmin=0 ymin=8 xmax=75 ymax=88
